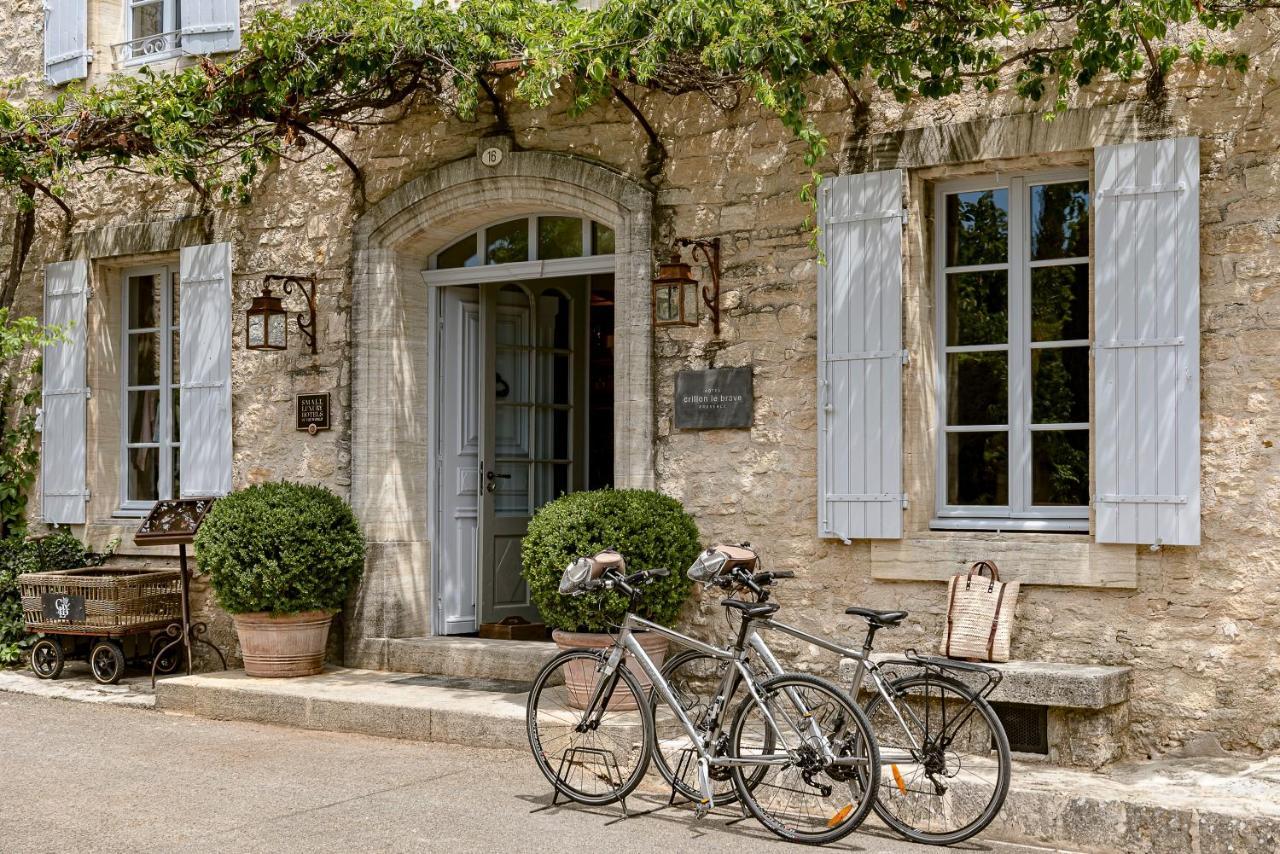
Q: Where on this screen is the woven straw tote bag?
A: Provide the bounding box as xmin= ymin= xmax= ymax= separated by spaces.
xmin=940 ymin=560 xmax=1019 ymax=663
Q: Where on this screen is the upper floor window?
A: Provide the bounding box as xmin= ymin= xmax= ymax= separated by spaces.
xmin=122 ymin=265 xmax=181 ymax=510
xmin=934 ymin=172 xmax=1091 ymax=531
xmin=120 ymin=0 xmax=182 ymax=64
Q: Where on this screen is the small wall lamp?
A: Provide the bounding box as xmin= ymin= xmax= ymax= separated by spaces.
xmin=246 ymin=274 xmax=318 ymax=354
xmin=652 ymin=237 xmax=722 ymax=336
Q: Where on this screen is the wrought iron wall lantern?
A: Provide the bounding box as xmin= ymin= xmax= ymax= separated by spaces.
xmin=246 ymin=274 xmax=318 ymax=354
xmin=652 ymin=237 xmax=722 ymax=336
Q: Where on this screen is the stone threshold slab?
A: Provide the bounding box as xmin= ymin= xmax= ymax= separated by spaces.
xmin=352 ymin=636 xmax=559 ymax=683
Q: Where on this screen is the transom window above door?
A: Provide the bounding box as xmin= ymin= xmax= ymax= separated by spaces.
xmin=432 ymin=215 xmax=615 ymax=270
xmin=934 ymin=172 xmax=1091 ymax=532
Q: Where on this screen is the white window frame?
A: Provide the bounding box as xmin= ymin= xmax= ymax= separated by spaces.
xmin=933 ymin=169 xmax=1091 ymax=533
xmin=119 ymin=264 xmax=180 ymax=514
xmin=120 ymin=0 xmax=182 ymax=67
xmin=423 ymin=214 xmax=615 ymax=286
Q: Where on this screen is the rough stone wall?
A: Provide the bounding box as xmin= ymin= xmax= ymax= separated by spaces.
xmin=2 ymin=2 xmax=1278 ymax=757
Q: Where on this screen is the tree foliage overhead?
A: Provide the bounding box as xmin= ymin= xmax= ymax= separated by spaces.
xmin=0 ymin=0 xmax=1265 ymax=213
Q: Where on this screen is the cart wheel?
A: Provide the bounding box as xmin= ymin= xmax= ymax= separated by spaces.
xmin=30 ymin=638 xmax=64 ymax=680
xmin=89 ymin=640 xmax=125 ymax=685
xmin=151 ymin=634 xmax=182 ymax=676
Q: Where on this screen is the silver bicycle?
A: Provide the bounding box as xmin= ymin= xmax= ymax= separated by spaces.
xmin=525 ymin=549 xmax=882 ymax=846
xmin=654 ymin=544 xmax=1012 ymax=846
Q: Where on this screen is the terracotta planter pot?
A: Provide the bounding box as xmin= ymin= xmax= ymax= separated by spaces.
xmin=232 ymin=610 xmax=334 ymax=678
xmin=553 ymin=628 xmax=669 ymax=710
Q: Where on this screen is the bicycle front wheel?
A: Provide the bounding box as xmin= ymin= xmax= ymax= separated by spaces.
xmin=526 ymin=648 xmax=653 ymax=806
xmin=863 ymin=672 xmax=1011 ymax=845
xmin=729 ymin=673 xmax=880 ymax=845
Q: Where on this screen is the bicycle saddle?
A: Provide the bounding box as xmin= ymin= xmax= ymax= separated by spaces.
xmin=845 ymin=606 xmax=908 ymax=627
xmin=721 ymin=598 xmax=780 ymax=619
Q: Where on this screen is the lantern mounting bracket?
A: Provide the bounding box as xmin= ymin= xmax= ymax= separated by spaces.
xmin=675 ymin=237 xmax=722 ymax=336
xmin=264 ymin=273 xmax=318 ymax=355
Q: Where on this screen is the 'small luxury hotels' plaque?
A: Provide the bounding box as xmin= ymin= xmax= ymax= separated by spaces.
xmin=674 ymin=367 xmax=753 ymax=429
xmin=296 ymin=392 xmax=331 ymax=435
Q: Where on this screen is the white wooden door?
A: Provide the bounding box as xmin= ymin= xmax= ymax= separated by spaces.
xmin=437 ymin=287 xmax=482 ymax=634
xmin=478 ymin=279 xmax=588 ymax=626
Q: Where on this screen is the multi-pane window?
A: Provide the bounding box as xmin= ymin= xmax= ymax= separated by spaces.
xmin=121 ymin=267 xmax=181 ymax=509
xmin=432 ymin=215 xmax=616 ymax=270
xmin=935 ymin=172 xmax=1091 ymax=530
xmin=122 ymin=0 xmax=181 ymax=62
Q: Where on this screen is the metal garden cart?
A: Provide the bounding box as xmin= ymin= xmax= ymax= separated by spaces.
xmin=20 ymin=497 xmax=226 ymax=685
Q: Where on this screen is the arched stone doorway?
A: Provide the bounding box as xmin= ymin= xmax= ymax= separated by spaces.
xmin=347 ymin=141 xmax=654 ymax=650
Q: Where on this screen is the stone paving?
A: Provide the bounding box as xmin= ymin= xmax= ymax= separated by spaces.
xmin=0 ymin=691 xmax=1057 ymax=854
xmin=5 ymin=665 xmax=1279 ymax=852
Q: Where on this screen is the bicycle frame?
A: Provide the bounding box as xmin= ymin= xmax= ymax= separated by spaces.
xmin=576 ymin=611 xmax=849 ymax=771
xmin=747 ymin=619 xmax=920 ymax=762
xmin=749 ymin=616 xmax=1001 ymax=763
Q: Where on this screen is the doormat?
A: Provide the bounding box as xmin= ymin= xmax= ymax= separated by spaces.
xmin=391 ymin=674 xmax=534 ymax=694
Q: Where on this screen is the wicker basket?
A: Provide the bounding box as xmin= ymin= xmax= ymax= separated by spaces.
xmin=18 ymin=566 xmax=182 ymax=635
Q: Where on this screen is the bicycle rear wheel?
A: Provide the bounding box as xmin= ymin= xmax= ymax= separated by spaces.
xmin=729 ymin=673 xmax=880 ymax=845
xmin=526 ymin=648 xmax=653 ymax=806
xmin=863 ymin=672 xmax=1011 ymax=845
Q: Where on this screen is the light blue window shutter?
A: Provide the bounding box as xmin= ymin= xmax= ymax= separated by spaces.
xmin=179 ymin=243 xmax=233 ymax=497
xmin=41 ymin=260 xmax=89 ymax=524
xmin=1094 ymin=138 xmax=1200 ymax=546
xmin=818 ymin=170 xmax=905 ymax=540
xmin=44 ymin=0 xmax=90 ymax=86
xmin=182 ymin=0 xmax=241 ymax=55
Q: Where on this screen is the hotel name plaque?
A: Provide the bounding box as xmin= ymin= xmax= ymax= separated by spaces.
xmin=674 ymin=367 xmax=753 ymax=430
xmin=296 ymin=393 xmax=331 ymax=435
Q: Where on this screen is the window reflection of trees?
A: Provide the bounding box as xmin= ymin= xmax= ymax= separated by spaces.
xmin=942 ymin=180 xmax=1091 ymax=511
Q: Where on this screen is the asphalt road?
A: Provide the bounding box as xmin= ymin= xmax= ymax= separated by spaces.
xmin=0 ymin=692 xmax=1061 ymax=854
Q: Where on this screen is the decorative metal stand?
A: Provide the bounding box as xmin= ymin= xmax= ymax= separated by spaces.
xmin=133 ymin=498 xmax=228 ymax=687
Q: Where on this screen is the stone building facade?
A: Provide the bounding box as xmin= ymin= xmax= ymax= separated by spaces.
xmin=5 ymin=1 xmax=1280 ymax=764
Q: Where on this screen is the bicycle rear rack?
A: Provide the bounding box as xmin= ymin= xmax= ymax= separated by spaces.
xmin=879 ymin=649 xmax=1005 ymax=701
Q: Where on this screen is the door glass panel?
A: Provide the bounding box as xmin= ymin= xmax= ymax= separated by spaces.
xmin=946 ymin=432 xmax=1008 ymax=506
xmin=537 ymin=217 xmax=583 ymax=260
xmin=945 ymin=189 xmax=1008 ymax=267
xmin=493 ymin=461 xmax=529 ymax=516
xmin=486 ymin=219 xmax=528 ymax=265
xmin=1030 ymin=181 xmax=1090 ymax=260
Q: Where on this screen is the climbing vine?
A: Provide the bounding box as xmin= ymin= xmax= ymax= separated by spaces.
xmin=0 ymin=0 xmax=1267 ymax=241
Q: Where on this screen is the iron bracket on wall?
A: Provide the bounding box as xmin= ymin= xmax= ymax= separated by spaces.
xmin=264 ymin=273 xmax=318 ymax=355
xmin=676 ymin=237 xmax=722 ymax=336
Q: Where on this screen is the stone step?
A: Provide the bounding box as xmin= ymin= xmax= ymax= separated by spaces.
xmin=156 ymin=667 xmax=533 ymax=749
xmin=353 ymin=636 xmax=560 ymax=683
xmin=154 ymin=667 xmax=1280 ymax=854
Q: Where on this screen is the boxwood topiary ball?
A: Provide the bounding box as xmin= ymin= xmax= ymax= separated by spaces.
xmin=193 ymin=482 xmax=365 ymax=615
xmin=521 ymin=489 xmax=700 ymax=633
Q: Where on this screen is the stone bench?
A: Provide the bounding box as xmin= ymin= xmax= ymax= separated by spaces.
xmin=840 ymin=654 xmax=1132 ymax=769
